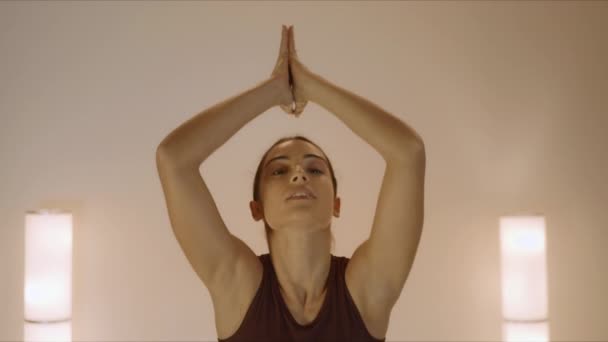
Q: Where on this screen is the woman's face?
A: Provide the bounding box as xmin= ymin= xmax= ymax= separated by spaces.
xmin=254 ymin=140 xmax=340 ymax=232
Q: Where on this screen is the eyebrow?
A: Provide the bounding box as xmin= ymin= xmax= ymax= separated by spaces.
xmin=264 ymin=154 xmax=328 ymax=169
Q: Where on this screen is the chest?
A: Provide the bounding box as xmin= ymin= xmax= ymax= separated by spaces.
xmin=281 ymin=290 xmax=327 ymax=325
xmin=281 ymin=278 xmax=388 ymax=338
xmin=215 ymin=261 xmax=389 ymax=340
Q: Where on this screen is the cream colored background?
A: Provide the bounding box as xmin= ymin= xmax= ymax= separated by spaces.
xmin=1 ymin=1 xmax=607 ymax=341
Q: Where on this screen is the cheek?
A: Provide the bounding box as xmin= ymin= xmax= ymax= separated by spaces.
xmin=261 ymin=181 xmax=280 ymax=201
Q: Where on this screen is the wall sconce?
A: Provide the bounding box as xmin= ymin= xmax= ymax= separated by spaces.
xmin=24 ymin=209 xmax=73 ymax=342
xmin=499 ymin=215 xmax=549 ymax=342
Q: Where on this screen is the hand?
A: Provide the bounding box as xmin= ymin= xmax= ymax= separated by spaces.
xmin=271 ymin=25 xmax=296 ymax=115
xmin=288 ymin=25 xmax=314 ymax=117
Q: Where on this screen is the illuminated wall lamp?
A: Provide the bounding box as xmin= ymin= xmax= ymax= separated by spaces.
xmin=499 ymin=215 xmax=549 ymax=342
xmin=24 ymin=209 xmax=73 ymax=342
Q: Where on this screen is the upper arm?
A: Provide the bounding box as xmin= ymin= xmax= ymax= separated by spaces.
xmin=346 ymin=143 xmax=426 ymax=313
xmin=155 ymin=148 xmax=261 ymax=297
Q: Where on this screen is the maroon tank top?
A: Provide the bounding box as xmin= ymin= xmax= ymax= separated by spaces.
xmin=217 ymin=253 xmax=386 ymax=342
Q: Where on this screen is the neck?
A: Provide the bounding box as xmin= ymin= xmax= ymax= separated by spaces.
xmin=269 ymin=227 xmax=332 ymax=308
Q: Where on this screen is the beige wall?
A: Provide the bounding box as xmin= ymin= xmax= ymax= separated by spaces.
xmin=1 ymin=1 xmax=607 ymax=341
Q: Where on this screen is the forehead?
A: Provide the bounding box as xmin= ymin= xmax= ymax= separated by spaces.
xmin=264 ymin=140 xmax=326 ymax=164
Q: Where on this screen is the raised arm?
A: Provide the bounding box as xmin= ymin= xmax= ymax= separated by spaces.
xmin=155 ymin=26 xmax=293 ymax=295
xmin=287 ymin=26 xmax=426 ymax=320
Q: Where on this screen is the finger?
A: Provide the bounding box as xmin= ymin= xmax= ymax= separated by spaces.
xmin=288 ymin=26 xmax=296 ymax=57
xmin=278 ymin=25 xmax=288 ymax=57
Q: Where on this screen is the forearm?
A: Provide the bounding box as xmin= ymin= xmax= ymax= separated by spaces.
xmin=306 ymin=73 xmax=424 ymax=162
xmin=157 ymin=77 xmax=281 ymax=169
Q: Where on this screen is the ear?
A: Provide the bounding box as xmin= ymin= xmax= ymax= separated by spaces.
xmin=250 ymin=200 xmax=264 ymax=221
xmin=333 ymin=197 xmax=341 ymax=218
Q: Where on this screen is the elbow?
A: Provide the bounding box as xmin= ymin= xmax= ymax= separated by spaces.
xmin=156 ymin=143 xmax=176 ymax=166
xmin=386 ymin=138 xmax=425 ymax=165
xmin=402 ymin=136 xmax=425 ymax=158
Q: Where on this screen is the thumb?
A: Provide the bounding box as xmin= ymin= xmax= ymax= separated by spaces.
xmin=293 ymin=101 xmax=307 ymax=116
xmin=280 ymin=103 xmax=293 ymax=114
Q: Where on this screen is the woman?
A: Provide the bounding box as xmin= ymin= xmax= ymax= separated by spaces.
xmin=156 ymin=25 xmax=426 ymax=341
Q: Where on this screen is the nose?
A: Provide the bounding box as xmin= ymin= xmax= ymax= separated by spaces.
xmin=290 ymin=166 xmax=308 ymax=184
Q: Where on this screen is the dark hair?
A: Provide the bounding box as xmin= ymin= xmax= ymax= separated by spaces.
xmin=253 ymin=135 xmax=338 ymax=251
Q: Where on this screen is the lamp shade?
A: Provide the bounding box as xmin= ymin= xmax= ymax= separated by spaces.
xmin=24 ymin=209 xmax=73 ymax=322
xmin=499 ymin=215 xmax=548 ymax=321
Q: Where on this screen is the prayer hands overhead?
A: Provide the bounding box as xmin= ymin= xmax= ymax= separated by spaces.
xmin=271 ymin=25 xmax=295 ymax=116
xmin=287 ymin=25 xmax=311 ymax=117
xmin=271 ymin=25 xmax=313 ymax=118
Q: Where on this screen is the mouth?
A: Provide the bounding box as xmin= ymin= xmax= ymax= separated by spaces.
xmin=286 ymin=190 xmax=316 ymax=201
xmin=287 ymin=195 xmax=314 ymax=201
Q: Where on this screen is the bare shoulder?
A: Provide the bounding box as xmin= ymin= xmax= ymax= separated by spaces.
xmin=209 ymin=236 xmax=264 ymax=340
xmin=345 ymin=245 xmax=392 ymax=340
